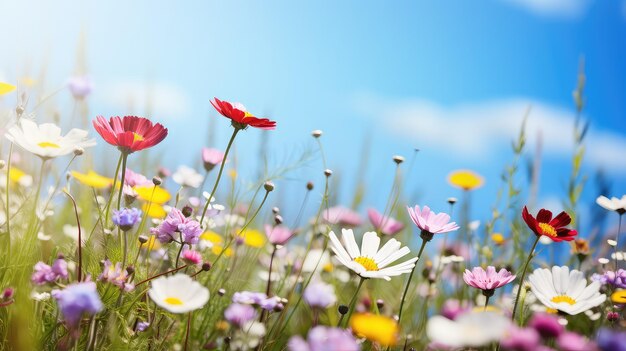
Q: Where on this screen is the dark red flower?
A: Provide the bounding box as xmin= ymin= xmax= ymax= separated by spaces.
xmin=210 ymin=98 xmax=276 ymax=130
xmin=522 ymin=206 xmax=577 ymax=242
xmin=93 ymin=116 xmax=168 ymax=154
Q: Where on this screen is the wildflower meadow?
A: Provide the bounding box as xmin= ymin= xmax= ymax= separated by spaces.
xmin=1 ymin=1 xmax=626 ymax=351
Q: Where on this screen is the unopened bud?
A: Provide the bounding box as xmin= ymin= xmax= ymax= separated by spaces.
xmin=324 ymin=169 xmax=332 ymax=177
xmin=392 ymin=155 xmax=404 ymax=164
xmin=218 ymin=288 xmax=226 ymax=296
xmin=202 ymin=262 xmax=212 ymax=271
xmin=264 ymin=181 xmax=275 ymax=192
xmin=338 ymin=305 xmax=349 ymax=315
xmin=15 ymin=105 xmax=24 ymax=116
xmin=2 ymin=287 xmax=14 ymax=300
xmin=306 ymin=181 xmax=314 ymax=191
xmin=311 ymin=129 xmax=323 ymax=138
xmin=274 ymin=215 xmax=283 ymax=225
xmin=0 ymin=160 xmax=5 ymax=170
xmin=73 ymin=147 xmax=84 ymax=156
xmin=272 ymin=207 xmax=280 ymax=214
xmin=138 ymin=235 xmax=149 ymax=244
xmin=126 ymin=266 xmax=135 ymax=275
xmin=182 ymin=205 xmax=193 ymax=218
xmin=152 ymin=176 xmax=162 ymax=186
xmin=376 ymin=299 xmax=384 ymax=309
xmin=447 ymin=197 xmax=457 ymax=205
xmin=57 ymin=253 xmax=65 ymax=260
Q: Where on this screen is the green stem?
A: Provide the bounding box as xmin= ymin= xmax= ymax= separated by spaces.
xmin=200 ymin=128 xmax=239 ymax=226
xmin=511 ymin=235 xmax=540 ymax=323
xmin=397 ymin=237 xmax=429 ymax=325
xmin=116 ymin=153 xmax=128 ymax=211
xmin=104 ymin=153 xmax=123 ymax=225
xmin=343 ymin=277 xmax=366 ymax=327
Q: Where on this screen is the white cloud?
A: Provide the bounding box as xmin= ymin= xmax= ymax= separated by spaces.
xmin=500 ymin=0 xmax=592 ymax=19
xmin=354 ymin=95 xmax=626 ymax=172
xmin=98 ymin=80 xmax=191 ymax=120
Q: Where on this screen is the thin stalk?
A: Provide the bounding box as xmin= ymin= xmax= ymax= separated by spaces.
xmin=615 ymin=214 xmax=623 ymax=271
xmin=342 ymin=277 xmax=366 ymax=327
xmin=397 ymin=238 xmax=429 ymax=324
xmin=4 ymin=143 xmax=13 ymax=254
xmin=116 ymin=153 xmax=128 ymax=210
xmin=265 ymin=246 xmax=277 ymax=296
xmin=135 ymin=265 xmax=188 ymax=286
xmin=104 ymin=153 xmax=124 ymax=225
xmin=511 ymin=236 xmax=540 ymax=323
xmin=63 ymin=190 xmax=83 ymax=281
xmin=200 ymin=128 xmax=239 ymax=225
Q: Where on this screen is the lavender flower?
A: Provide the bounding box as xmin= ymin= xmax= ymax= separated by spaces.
xmin=52 ymin=282 xmax=103 ymax=329
xmin=32 ymin=258 xmax=68 ymax=285
xmin=232 ymin=291 xmax=284 ymax=311
xmin=303 ymin=281 xmax=337 ymax=309
xmin=151 ymin=207 xmax=202 ymax=244
xmin=602 ymin=269 xmax=626 ymax=289
xmin=67 ymin=76 xmax=93 ymax=100
xmin=288 ymin=326 xmax=360 ymax=351
xmin=224 ymin=303 xmax=256 ymax=327
xmin=265 ymin=224 xmax=294 ymax=246
xmin=112 ymin=208 xmax=142 ymax=231
xmin=597 ymin=328 xmax=626 ymax=351
xmin=136 ymin=321 xmax=150 ymax=332
xmin=98 ymin=260 xmax=134 ymax=292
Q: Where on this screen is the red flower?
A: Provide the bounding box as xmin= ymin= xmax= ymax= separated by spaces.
xmin=522 ymin=206 xmax=577 ymax=242
xmin=93 ymin=116 xmax=168 ymax=154
xmin=210 ymin=98 xmax=276 ymax=130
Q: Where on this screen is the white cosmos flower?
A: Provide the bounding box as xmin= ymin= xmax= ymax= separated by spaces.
xmin=5 ymin=119 xmax=95 ymax=159
xmin=172 ymin=165 xmax=204 ymax=188
xmin=596 ymin=195 xmax=626 ymax=214
xmin=328 ymin=229 xmax=417 ymax=281
xmin=148 ymin=273 xmax=209 ymax=313
xmin=528 ymin=266 xmax=606 ymax=315
xmin=427 ymin=311 xmax=510 ymax=348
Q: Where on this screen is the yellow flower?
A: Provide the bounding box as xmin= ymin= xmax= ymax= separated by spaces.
xmin=237 ymin=229 xmax=266 ymax=248
xmin=135 ymin=185 xmax=171 ymax=204
xmin=211 ymin=245 xmax=233 ymax=257
xmin=142 ymin=235 xmax=161 ymax=251
xmin=0 ymin=82 xmax=16 ymax=95
xmin=71 ymin=170 xmax=113 ymax=189
xmin=201 ymin=231 xmax=223 ymax=244
xmin=142 ymin=203 xmax=167 ymax=218
xmin=350 ymin=313 xmax=398 ymax=346
xmin=7 ymin=167 xmax=31 ymax=186
xmin=491 ymin=233 xmax=505 ymax=246
xmin=611 ymin=290 xmax=626 ymax=304
xmin=448 ymin=170 xmax=484 ymax=191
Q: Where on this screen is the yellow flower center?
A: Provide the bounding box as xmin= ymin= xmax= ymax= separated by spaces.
xmin=354 ymin=256 xmax=379 ymax=271
xmin=133 ymin=132 xmax=145 ymax=142
xmin=538 ymin=223 xmax=557 ymax=237
xmin=551 ymin=295 xmax=576 ymax=305
xmin=164 ymin=297 xmax=183 ymax=305
xmin=243 ymin=111 xmax=254 ymax=119
xmin=37 ymin=141 xmax=61 ymax=148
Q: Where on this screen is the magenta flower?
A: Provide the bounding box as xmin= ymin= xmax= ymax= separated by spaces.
xmin=202 ymin=147 xmax=225 ymax=172
xmin=32 ymin=258 xmax=68 ymax=285
xmin=528 ymin=313 xmax=563 ymax=339
xmin=500 ymin=326 xmax=541 ymax=351
xmin=150 ymin=208 xmax=202 ymax=245
xmin=367 ymin=208 xmax=404 ymax=235
xmin=322 ymin=206 xmax=363 ymax=227
xmin=264 ymin=224 xmax=294 ymax=245
xmin=181 ymin=249 xmax=203 ymax=266
xmin=98 ymin=260 xmax=134 ymax=292
xmin=463 ymin=266 xmax=516 ymax=295
xmin=407 ymin=205 xmax=459 ymax=235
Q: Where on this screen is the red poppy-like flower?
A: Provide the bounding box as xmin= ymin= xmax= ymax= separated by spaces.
xmin=93 ymin=116 xmax=168 ymax=154
xmin=522 ymin=206 xmax=577 ymax=242
xmin=210 ymin=98 xmax=276 ymax=130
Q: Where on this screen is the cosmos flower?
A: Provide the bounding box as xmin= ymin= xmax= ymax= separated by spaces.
xmin=500 ymin=326 xmax=541 ymax=351
xmin=288 ymin=326 xmax=360 ymax=351
xmin=5 ymin=119 xmax=95 ymax=160
xmin=522 ymin=207 xmax=577 ymax=242
xmin=528 ymin=266 xmax=606 ymax=315
xmin=181 ymin=249 xmax=203 ymax=266
xmin=52 ymin=282 xmax=103 ymax=329
xmin=148 ymin=273 xmax=209 ymax=313
xmin=447 ymin=169 xmax=484 ymax=191
xmin=367 ymin=208 xmax=404 ymax=235
xmin=463 ymin=266 xmax=516 ymax=296
xmin=211 ymin=97 xmax=276 ymax=130
xmin=596 ymin=195 xmax=626 ymax=214
xmin=124 ymin=168 xmax=152 ymax=187
xmin=328 ymin=229 xmax=417 ymax=281
xmin=92 ymin=115 xmax=168 ymax=154
xmin=202 ymin=147 xmax=225 ymax=171
xmin=350 ymin=313 xmax=398 ymax=347
xmin=264 ymin=224 xmax=294 ymax=246
xmin=426 ymin=311 xmax=510 ymax=348
xmin=322 ymin=206 xmax=363 ymax=228
xmin=172 ymin=165 xmax=204 ymax=188
xmin=407 ymin=205 xmax=459 ymax=235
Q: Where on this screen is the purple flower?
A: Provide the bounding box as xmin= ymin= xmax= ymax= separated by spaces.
xmin=265 ymin=224 xmax=294 ymax=245
xmin=288 ymin=326 xmax=360 ymax=351
xmin=98 ymin=260 xmax=133 ymax=292
xmin=463 ymin=266 xmax=516 ymax=294
xmin=151 ymin=208 xmax=201 ymax=244
xmin=202 ymin=147 xmax=225 ymax=171
xmin=52 ymin=282 xmax=103 ymax=329
xmin=500 ymin=327 xmax=541 ymax=351
xmin=440 ymin=299 xmax=471 ymax=320
xmin=303 ymin=281 xmax=337 ymax=309
xmin=407 ymin=205 xmax=459 ymax=235
xmin=597 ymin=328 xmax=626 ymax=351
xmin=367 ymin=208 xmax=404 ymax=235
xmin=557 ymin=331 xmax=597 ymax=351
xmin=232 ymin=291 xmax=284 ymax=311
xmin=528 ymin=313 xmax=564 ymax=339
xmin=602 ymin=269 xmax=626 ymax=289
xmin=136 ymin=321 xmax=150 ymax=332
xmin=51 ymin=258 xmax=69 ymax=280
xmin=67 ymin=76 xmax=93 ymax=100
xmin=32 ymin=258 xmax=68 ymax=285
xmin=224 ymin=303 xmax=256 ymax=327
xmin=112 ymin=208 xmax=142 ymax=231
xmin=322 ymin=206 xmax=363 ymax=227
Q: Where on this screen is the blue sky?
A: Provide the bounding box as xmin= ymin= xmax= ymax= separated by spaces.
xmin=0 ymin=0 xmax=624 ymax=236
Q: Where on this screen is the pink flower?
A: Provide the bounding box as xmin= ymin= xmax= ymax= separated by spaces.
xmin=124 ymin=168 xmax=152 ymax=187
xmin=367 ymin=208 xmax=404 ymax=235
xmin=463 ymin=266 xmax=516 ymax=293
xmin=181 ymin=249 xmax=203 ymax=266
xmin=264 ymin=224 xmax=294 ymax=245
xmin=407 ymin=205 xmax=459 ymax=234
xmin=202 ymin=148 xmax=225 ymax=172
xmin=322 ymin=206 xmax=362 ymax=227
xmin=92 ymin=116 xmax=168 ymax=154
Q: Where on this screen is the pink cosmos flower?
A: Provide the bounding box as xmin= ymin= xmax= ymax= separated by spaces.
xmin=264 ymin=224 xmax=294 ymax=245
xmin=367 ymin=208 xmax=404 ymax=235
xmin=322 ymin=206 xmax=363 ymax=227
xmin=407 ymin=205 xmax=459 ymax=234
xmin=124 ymin=168 xmax=152 ymax=187
xmin=92 ymin=116 xmax=168 ymax=154
xmin=181 ymin=249 xmax=203 ymax=266
xmin=463 ymin=266 xmax=516 ymax=293
xmin=202 ymin=147 xmax=225 ymax=172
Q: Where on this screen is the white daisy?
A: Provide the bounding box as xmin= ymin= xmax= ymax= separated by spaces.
xmin=148 ymin=273 xmax=209 ymax=313
xmin=528 ymin=266 xmax=606 ymax=315
xmin=427 ymin=311 xmax=510 ymax=348
xmin=172 ymin=165 xmax=204 ymax=188
xmin=5 ymin=119 xmax=95 ymax=159
xmin=328 ymin=229 xmax=417 ymax=281
xmin=596 ymin=195 xmax=626 ymax=214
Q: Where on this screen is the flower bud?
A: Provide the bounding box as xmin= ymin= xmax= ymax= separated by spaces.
xmin=264 ymin=181 xmax=275 ymax=192
xmin=152 ymin=176 xmax=162 ymax=186
xmin=202 ymin=262 xmax=212 ymax=271
xmin=182 ymin=205 xmax=193 ymax=218
xmin=392 ymin=155 xmax=404 ymax=164
xmin=73 ymin=147 xmax=84 ymax=156
xmin=338 ymin=304 xmax=349 ymax=315
xmin=306 ymin=181 xmax=314 ymax=191
xmin=324 ymin=169 xmax=332 ymax=177
xmin=138 ymin=235 xmax=149 ymax=244
xmin=311 ymin=129 xmax=322 ymax=138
